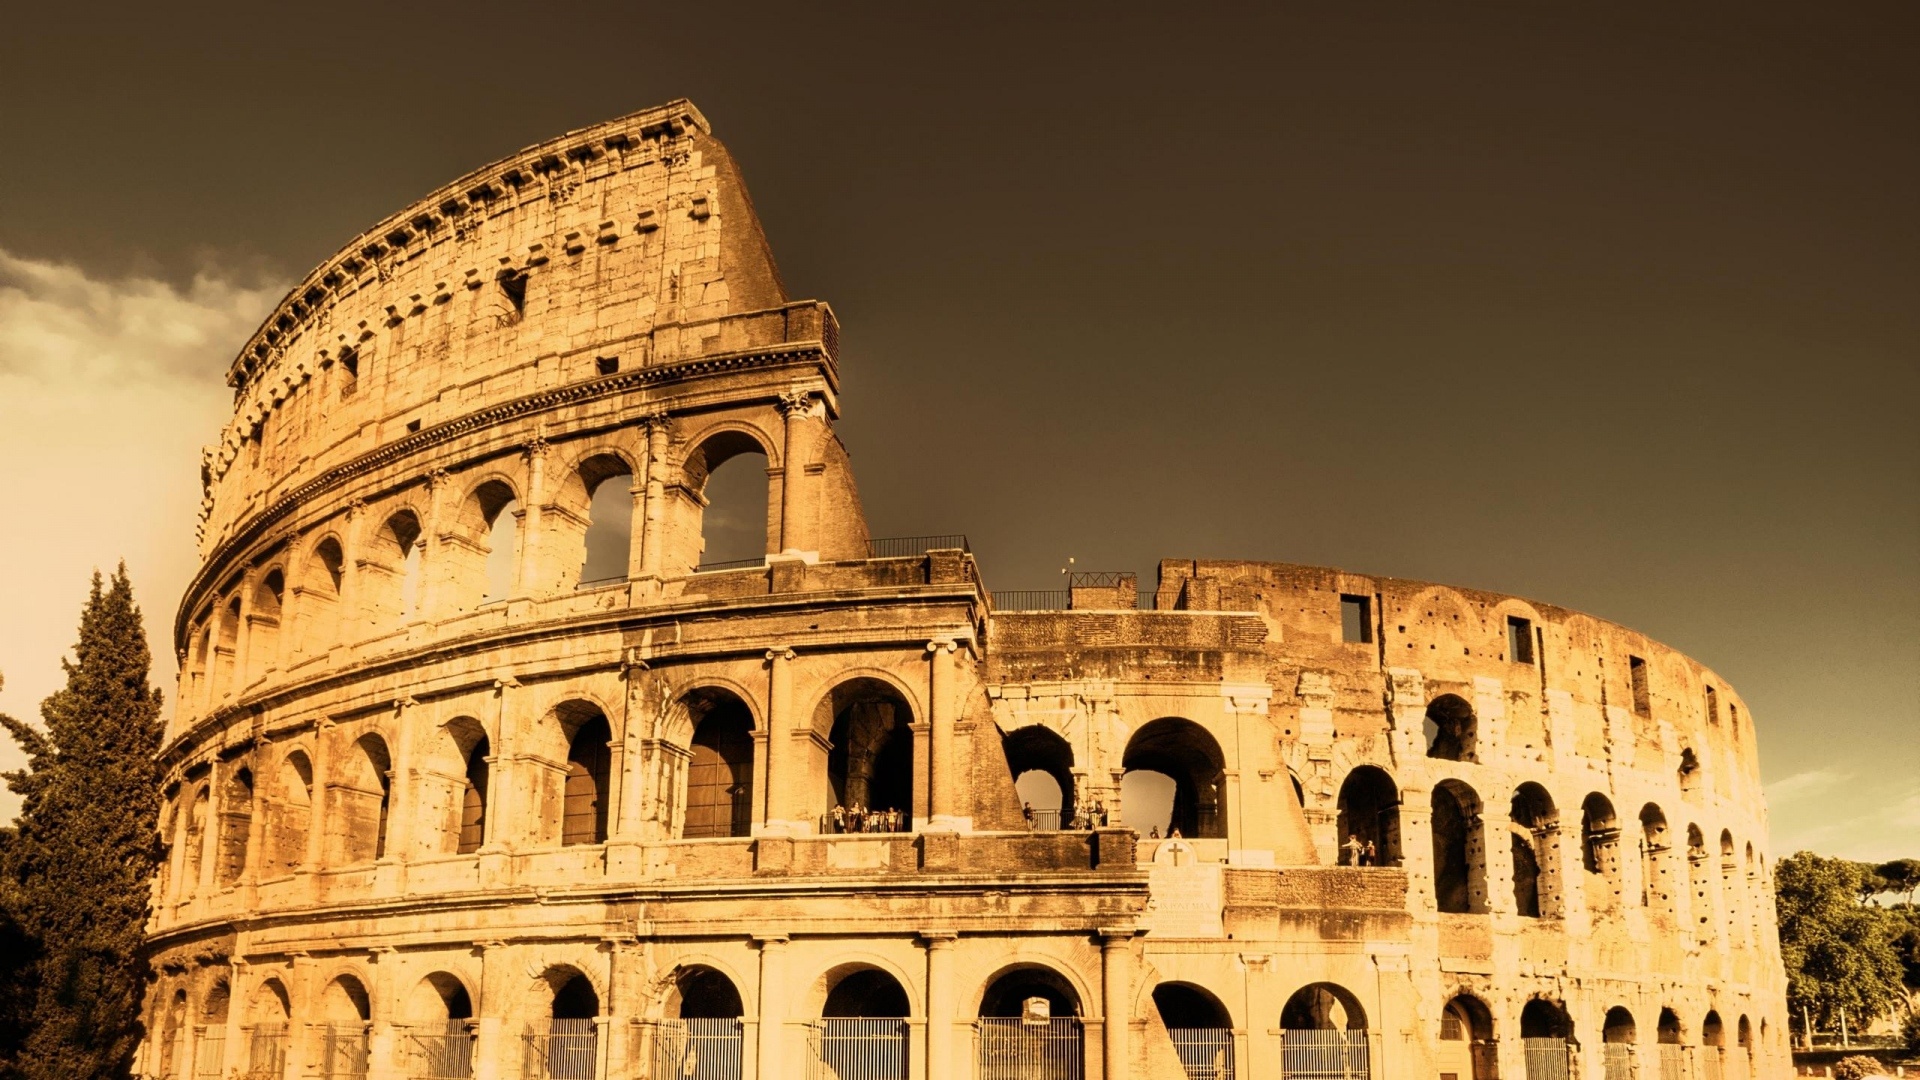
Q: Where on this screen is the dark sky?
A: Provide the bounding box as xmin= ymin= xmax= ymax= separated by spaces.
xmin=1 ymin=3 xmax=1914 ymax=855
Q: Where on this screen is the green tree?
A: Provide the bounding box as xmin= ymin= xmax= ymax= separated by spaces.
xmin=1878 ymin=858 xmax=1920 ymax=905
xmin=0 ymin=566 xmax=166 ymax=1080
xmin=1775 ymin=851 xmax=1907 ymax=1038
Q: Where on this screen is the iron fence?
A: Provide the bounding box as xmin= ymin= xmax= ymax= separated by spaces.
xmin=991 ymin=590 xmax=1071 ymax=611
xmin=407 ymin=1024 xmax=476 ymax=1079
xmin=977 ymin=1017 xmax=1083 ymax=1080
xmin=191 ymin=1026 xmax=224 ymax=1079
xmin=321 ymin=1026 xmax=370 ymax=1080
xmin=1279 ymin=1029 xmax=1370 ymax=1079
xmin=524 ymin=1019 xmax=597 ymax=1079
xmin=1025 ymin=808 xmax=1062 ymax=831
xmin=1657 ymin=1044 xmax=1688 ymax=1080
xmin=1167 ymin=1027 xmax=1234 ymax=1080
xmin=1521 ymin=1037 xmax=1572 ymax=1080
xmin=1603 ymin=1042 xmax=1635 ymax=1080
xmin=1702 ymin=1047 xmax=1725 ymax=1080
xmin=652 ymin=1018 xmax=744 ymax=1080
xmin=244 ymin=1025 xmax=288 ymax=1077
xmin=693 ymin=558 xmax=764 ymax=573
xmin=807 ymin=1018 xmax=909 ymax=1080
xmin=866 ymin=535 xmax=970 ymax=558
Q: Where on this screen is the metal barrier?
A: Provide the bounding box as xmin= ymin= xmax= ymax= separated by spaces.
xmin=524 ymin=1019 xmax=597 ymax=1079
xmin=191 ymin=1026 xmax=224 ymax=1079
xmin=1702 ymin=1048 xmax=1726 ymax=1080
xmin=1521 ymin=1038 xmax=1572 ymax=1080
xmin=1658 ymin=1045 xmax=1688 ymax=1080
xmin=1604 ymin=1042 xmax=1635 ymax=1080
xmin=977 ymin=1017 xmax=1083 ymax=1080
xmin=1026 ymin=809 xmax=1062 ymax=831
xmin=245 ymin=1025 xmax=288 ymax=1077
xmin=991 ymin=590 xmax=1072 ymax=611
xmin=1168 ymin=1027 xmax=1234 ymax=1080
xmin=407 ymin=1024 xmax=476 ymax=1079
xmin=693 ymin=558 xmax=764 ymax=573
xmin=1279 ymin=1030 xmax=1370 ymax=1079
xmin=866 ymin=535 xmax=970 ymax=558
xmin=653 ymin=1018 xmax=744 ymax=1080
xmin=808 ymin=1018 xmax=909 ymax=1080
xmin=321 ymin=1026 xmax=371 ymax=1080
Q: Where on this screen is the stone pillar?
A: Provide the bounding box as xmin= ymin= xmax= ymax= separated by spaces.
xmin=776 ymin=389 xmax=814 ymax=556
xmin=762 ymin=649 xmax=798 ymax=834
xmin=606 ymin=938 xmax=640 ymax=1080
xmin=1099 ymin=930 xmax=1135 ymax=1080
xmin=383 ymin=699 xmax=418 ymax=869
xmin=754 ymin=935 xmax=790 ymax=1080
xmin=1482 ymin=804 xmax=1515 ymax=915
xmin=367 ymin=947 xmax=399 ymax=1080
xmin=608 ymin=658 xmax=647 ymax=873
xmin=1398 ymin=789 xmax=1435 ymax=914
xmin=289 ymin=952 xmax=319 ymax=1080
xmin=922 ymin=932 xmax=958 ymax=1080
xmin=223 ymin=959 xmax=250 ymax=1075
xmin=231 ymin=569 xmax=258 ymax=696
xmin=473 ymin=942 xmax=507 ymax=1080
xmin=639 ymin=414 xmax=671 ymax=581
xmin=339 ymin=500 xmax=367 ymax=646
xmin=303 ymin=720 xmax=335 ymax=872
xmin=419 ymin=468 xmax=453 ymax=621
xmin=926 ymin=640 xmax=966 ymax=831
xmin=479 ymin=681 xmax=517 ymax=885
xmin=516 ymin=438 xmax=549 ymax=599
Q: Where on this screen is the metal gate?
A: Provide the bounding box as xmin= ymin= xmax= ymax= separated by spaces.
xmin=1167 ymin=1027 xmax=1234 ymax=1080
xmin=653 ymin=1018 xmax=745 ymax=1080
xmin=977 ymin=1017 xmax=1083 ymax=1080
xmin=1657 ymin=1044 xmax=1688 ymax=1080
xmin=1702 ymin=1048 xmax=1725 ymax=1080
xmin=807 ymin=1018 xmax=908 ymax=1080
xmin=1521 ymin=1037 xmax=1571 ymax=1080
xmin=321 ymin=1026 xmax=370 ymax=1080
xmin=191 ymin=1026 xmax=225 ymax=1079
xmin=524 ymin=1019 xmax=598 ymax=1079
xmin=407 ymin=1022 xmax=476 ymax=1079
xmin=1279 ymin=1030 xmax=1370 ymax=1080
xmin=1603 ymin=1042 xmax=1635 ymax=1080
xmin=245 ymin=1025 xmax=288 ymax=1076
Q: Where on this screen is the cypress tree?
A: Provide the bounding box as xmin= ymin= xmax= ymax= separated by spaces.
xmin=1 ymin=565 xmax=166 ymax=1080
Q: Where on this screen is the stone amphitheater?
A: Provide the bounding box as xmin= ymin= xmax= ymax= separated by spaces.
xmin=139 ymin=100 xmax=1791 ymax=1080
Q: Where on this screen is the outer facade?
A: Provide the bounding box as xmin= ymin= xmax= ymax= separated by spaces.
xmin=141 ymin=101 xmax=1791 ymax=1080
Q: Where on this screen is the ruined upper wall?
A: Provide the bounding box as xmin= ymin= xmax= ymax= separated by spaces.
xmin=198 ymin=99 xmax=790 ymax=555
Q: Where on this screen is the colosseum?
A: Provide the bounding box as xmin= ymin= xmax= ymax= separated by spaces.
xmin=140 ymin=100 xmax=1791 ymax=1080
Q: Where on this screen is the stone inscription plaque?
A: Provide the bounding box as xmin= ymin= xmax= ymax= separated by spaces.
xmin=1147 ymin=862 xmax=1224 ymax=938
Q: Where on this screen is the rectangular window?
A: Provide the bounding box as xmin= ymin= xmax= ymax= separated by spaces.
xmin=1340 ymin=594 xmax=1372 ymax=644
xmin=596 ymin=355 xmax=619 ymax=375
xmin=1507 ymin=616 xmax=1534 ymax=664
xmin=1705 ymin=685 xmax=1719 ymax=724
xmin=1629 ymin=655 xmax=1651 ymax=715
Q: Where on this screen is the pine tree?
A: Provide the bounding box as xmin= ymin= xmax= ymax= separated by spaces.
xmin=1 ymin=566 xmax=166 ymax=1080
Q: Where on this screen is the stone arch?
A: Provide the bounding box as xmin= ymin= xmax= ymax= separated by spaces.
xmin=248 ymin=978 xmax=291 ymax=1025
xmin=181 ymin=784 xmax=210 ymax=896
xmin=816 ymin=676 xmax=917 ymax=831
xmin=1431 ymin=779 xmax=1486 ymax=914
xmin=201 ymin=977 xmax=232 ymax=1027
xmin=521 ymin=959 xmax=609 ymax=1024
xmin=1439 ymin=993 xmax=1496 ymax=1080
xmin=295 ymin=534 xmax=345 ymax=655
xmin=367 ymin=508 xmax=425 ymax=626
xmin=1581 ymin=792 xmax=1624 ymax=910
xmin=677 ymin=686 xmax=756 ymax=839
xmin=1121 ymin=717 xmax=1227 ymax=839
xmin=556 ymin=701 xmax=614 ymax=847
xmin=1602 ymin=1006 xmax=1636 ymax=1043
xmin=1002 ymin=725 xmax=1075 ymax=831
xmin=559 ymin=449 xmax=637 ymax=589
xmin=436 ymin=716 xmax=491 ymax=855
xmin=801 ymin=954 xmax=923 ymax=1019
xmin=1280 ymin=982 xmax=1368 ymax=1030
xmin=668 ymin=965 xmax=746 ymax=1019
xmin=1719 ymin=828 xmax=1742 ymax=938
xmin=403 ymin=971 xmax=475 ymax=1025
xmin=1641 ymin=802 xmax=1677 ymax=919
xmin=1519 ymin=997 xmax=1573 ymax=1040
xmin=159 ymin=985 xmax=188 ymax=1079
xmin=450 ymin=475 xmax=522 ymax=610
xmin=1703 ymin=1010 xmax=1724 ymax=1047
xmin=248 ymin=568 xmax=285 ymax=683
xmin=268 ymin=748 xmax=312 ymax=875
xmin=321 ymin=971 xmax=372 ymax=1026
xmin=1335 ymin=765 xmax=1401 ymax=867
xmin=330 ymin=733 xmax=392 ymax=865
xmin=1424 ymin=693 xmax=1477 ymax=762
xmin=215 ymin=767 xmax=254 ymax=886
xmin=977 ymin=962 xmax=1087 ymax=1019
xmin=1656 ymin=1007 xmax=1685 ymax=1044
xmin=648 ymin=953 xmax=758 ymax=1019
xmin=1509 ymin=782 xmax=1561 ymax=918
xmin=679 ymin=425 xmax=775 ymax=570
xmin=1687 ymin=823 xmax=1715 ymax=943
xmin=1152 ymin=980 xmax=1233 ymax=1028
xmin=821 ymin=967 xmax=912 ymax=1018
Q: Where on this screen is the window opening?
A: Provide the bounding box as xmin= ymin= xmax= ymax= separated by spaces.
xmin=1705 ymin=685 xmax=1718 ymax=724
xmin=595 ymin=356 xmax=619 ymax=376
xmin=561 ymin=713 xmax=612 ymax=846
xmin=1628 ymin=655 xmax=1651 ymax=715
xmin=682 ymin=692 xmax=754 ymax=839
xmin=1340 ymin=595 xmax=1372 ymax=644
xmin=1425 ymin=694 xmax=1477 ymax=762
xmin=1507 ymin=616 xmax=1534 ymax=663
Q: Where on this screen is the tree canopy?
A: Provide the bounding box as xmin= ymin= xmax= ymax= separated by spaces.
xmin=1775 ymin=850 xmax=1910 ymax=1036
xmin=0 ymin=565 xmax=166 ymax=1080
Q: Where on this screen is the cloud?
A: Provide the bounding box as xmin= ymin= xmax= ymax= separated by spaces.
xmin=0 ymin=249 xmax=283 ymax=822
xmin=1765 ymin=767 xmax=1850 ymax=805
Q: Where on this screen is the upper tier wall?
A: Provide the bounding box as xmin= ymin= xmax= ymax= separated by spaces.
xmin=198 ymin=99 xmax=786 ymax=557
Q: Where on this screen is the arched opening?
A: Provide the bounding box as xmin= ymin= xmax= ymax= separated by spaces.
xmin=1719 ymin=829 xmax=1741 ymax=941
xmin=533 ymin=972 xmax=600 ymax=1080
xmin=182 ymin=786 xmax=210 ymax=896
xmin=1424 ymin=694 xmax=1477 ymax=761
xmin=373 ymin=511 xmax=424 ymax=625
xmin=1121 ymin=718 xmax=1226 ymax=839
xmin=332 ymin=735 xmax=391 ymax=865
xmin=575 ymin=454 xmax=635 ymax=587
xmin=244 ymin=980 xmax=290 ymax=1077
xmin=686 ymin=431 xmax=771 ymax=569
xmin=319 ymin=975 xmax=371 ymax=1080
xmin=1430 ymin=780 xmax=1486 ymax=914
xmin=215 ymin=768 xmax=253 ymax=886
xmin=196 ymin=980 xmax=232 ymax=1078
xmin=1336 ymin=766 xmax=1401 ymax=867
xmin=655 ymin=967 xmax=745 ymax=1080
xmin=1581 ymin=793 xmax=1623 ymax=910
xmin=1640 ymin=803 xmax=1674 ymax=918
xmin=1438 ymin=994 xmax=1496 ymax=1080
xmin=1687 ymin=824 xmax=1714 ymax=945
xmin=1003 ymin=726 xmax=1075 ymax=832
xmin=1155 ymin=983 xmax=1234 ymax=1080
xmin=1656 ymin=1008 xmax=1686 ymax=1080
xmin=159 ymin=987 xmax=187 ymax=1080
xmin=299 ymin=538 xmax=345 ymax=655
xmin=823 ymin=679 xmax=915 ymax=832
xmin=1510 ymin=783 xmax=1560 ymax=918
xmin=267 ymin=751 xmax=311 ymax=877
xmin=1737 ymin=1015 xmax=1753 ymax=1074
xmin=1280 ymin=983 xmax=1369 ymax=1080
xmin=681 ymin=689 xmax=755 ymax=839
xmin=817 ymin=968 xmax=910 ymax=1080
xmin=1603 ymin=1006 xmax=1637 ymax=1078
xmin=560 ymin=706 xmax=613 ymax=847
xmin=1519 ymin=999 xmax=1573 ymax=1080
xmin=404 ymin=973 xmax=474 ymax=1080
xmin=441 ymin=718 xmax=490 ymax=855
xmin=460 ymin=479 xmax=521 ymax=607
xmin=248 ymin=570 xmax=284 ymax=683
xmin=214 ymin=596 xmax=240 ymax=699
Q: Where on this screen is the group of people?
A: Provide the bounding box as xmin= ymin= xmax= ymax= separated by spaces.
xmin=1342 ymin=833 xmax=1383 ymax=866
xmin=1021 ymin=801 xmax=1113 ymax=830
xmin=830 ymin=803 xmax=905 ymax=834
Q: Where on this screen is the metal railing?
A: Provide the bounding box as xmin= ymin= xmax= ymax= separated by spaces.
xmin=1067 ymin=571 xmax=1133 ymax=588
xmin=991 ymin=590 xmax=1072 ymax=611
xmin=1521 ymin=1038 xmax=1572 ymax=1080
xmin=191 ymin=1026 xmax=224 ymax=1079
xmin=652 ymin=1018 xmax=744 ymax=1080
xmin=576 ymin=575 xmax=628 ymax=589
xmin=866 ymin=535 xmax=969 ymax=558
xmin=1168 ymin=1027 xmax=1235 ymax=1080
xmin=1025 ymin=808 xmax=1062 ymax=831
xmin=408 ymin=1024 xmax=476 ymax=1079
xmin=977 ymin=1017 xmax=1083 ymax=1080
xmin=1702 ymin=1047 xmax=1726 ymax=1080
xmin=808 ymin=1018 xmax=909 ymax=1080
xmin=693 ymin=558 xmax=765 ymax=573
xmin=244 ymin=1025 xmax=288 ymax=1077
xmin=1657 ymin=1044 xmax=1688 ymax=1080
xmin=1603 ymin=1042 xmax=1635 ymax=1080
xmin=321 ymin=1026 xmax=370 ymax=1080
xmin=1279 ymin=1030 xmax=1370 ymax=1079
xmin=524 ymin=1019 xmax=597 ymax=1079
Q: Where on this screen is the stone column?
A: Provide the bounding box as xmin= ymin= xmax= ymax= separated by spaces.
xmin=473 ymin=941 xmax=507 ymax=1080
xmin=516 ymin=438 xmax=549 ymax=599
xmin=303 ymin=720 xmax=335 ymax=873
xmin=223 ymin=959 xmax=250 ymax=1075
xmin=605 ymin=938 xmax=640 ymax=1080
xmin=367 ymin=947 xmax=398 ymax=1080
xmin=418 ymin=468 xmax=453 ymax=621
xmin=382 ymin=699 xmax=418 ymax=869
xmin=922 ymin=932 xmax=958 ymax=1080
xmin=340 ymin=500 xmax=367 ymax=645
xmin=289 ymin=952 xmax=318 ymax=1080
xmin=639 ymin=414 xmax=671 ymax=581
xmin=754 ymin=935 xmax=790 ymax=1080
xmin=231 ymin=568 xmax=258 ymax=695
xmin=776 ymin=389 xmax=815 ymax=556
xmin=1482 ymin=804 xmax=1515 ymax=915
xmin=1099 ymin=930 xmax=1135 ymax=1080
xmin=762 ymin=649 xmax=797 ymax=834
xmin=926 ymin=640 xmax=966 ymax=831
xmin=479 ymin=681 xmax=517 ymax=887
